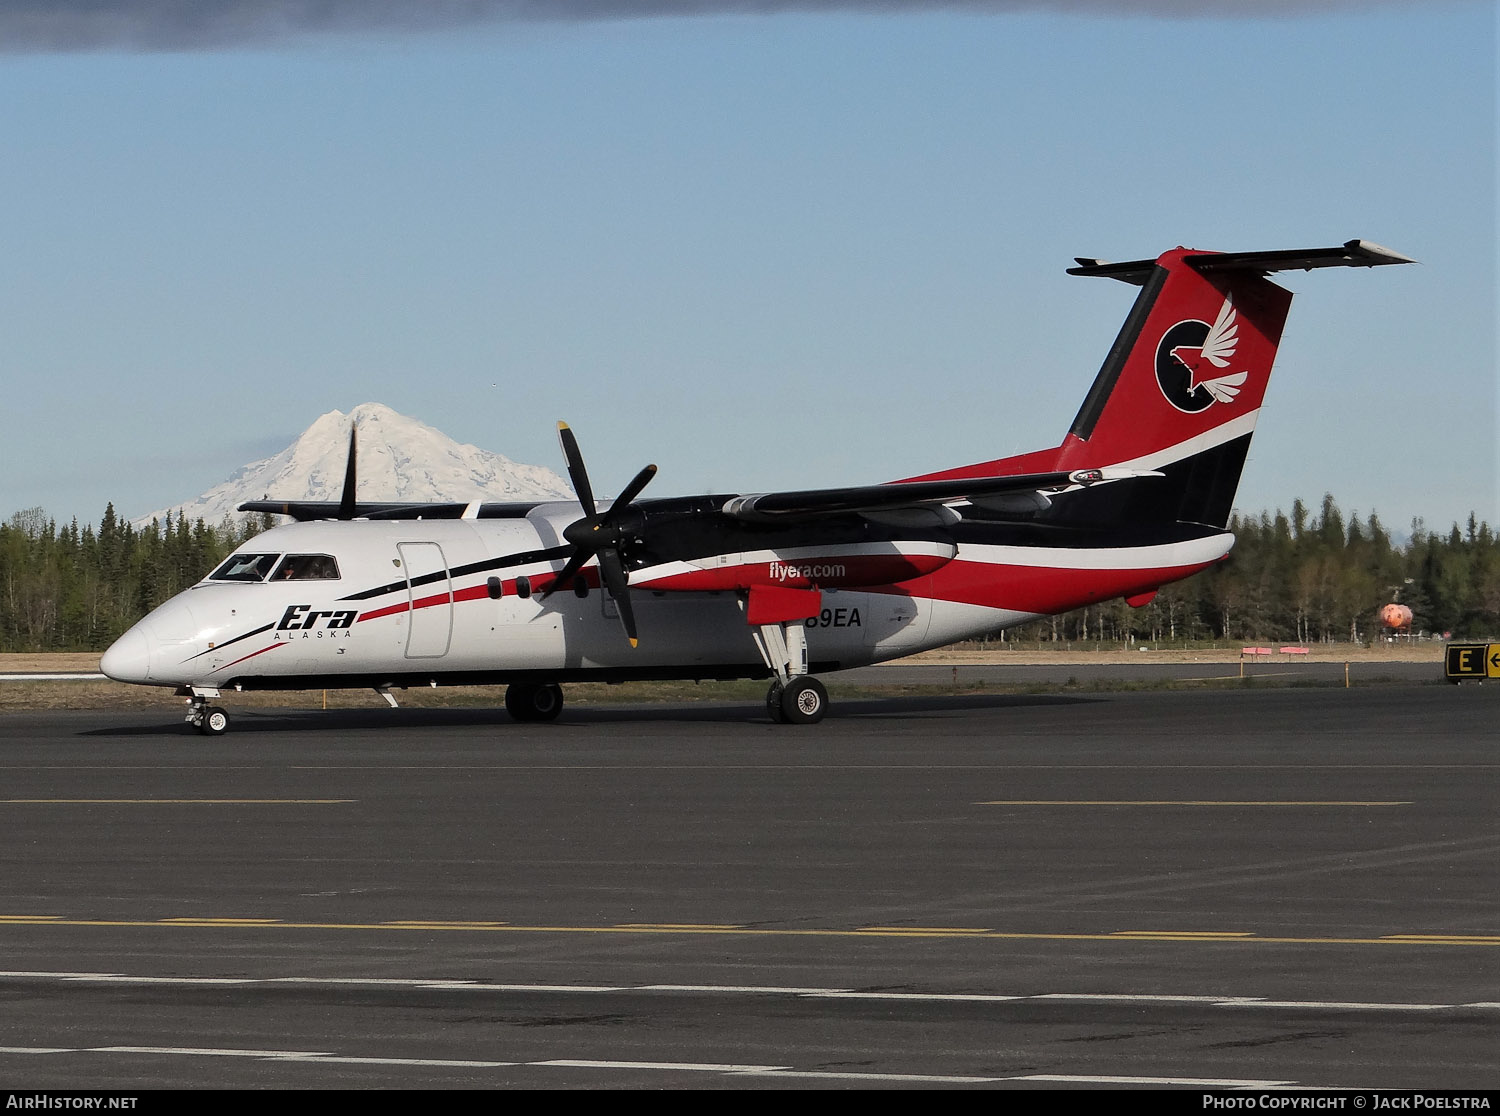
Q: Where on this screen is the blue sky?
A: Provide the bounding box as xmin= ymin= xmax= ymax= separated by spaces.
xmin=1 ymin=1 xmax=1493 ymax=538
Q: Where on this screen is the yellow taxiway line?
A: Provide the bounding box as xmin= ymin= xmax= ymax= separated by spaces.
xmin=0 ymin=915 xmax=1493 ymax=947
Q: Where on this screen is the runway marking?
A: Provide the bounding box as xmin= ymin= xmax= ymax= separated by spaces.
xmin=290 ymin=1056 xmax=517 ymax=1068
xmin=1224 ymin=1001 xmax=1447 ymax=1012
xmin=0 ymin=1043 xmax=1316 ymax=1086
xmin=159 ymin=918 xmax=284 ymax=926
xmin=101 ymin=1045 xmax=335 ymax=1058
xmin=1037 ymin=993 xmax=1262 ymax=1004
xmin=979 ymin=800 xmax=1411 ymax=806
xmin=5 ymin=762 xmax=1495 ymax=772
xmin=540 ymin=1058 xmax=788 ymax=1073
xmin=1 ymin=970 xmax=1494 ymax=1017
xmin=383 ymin=920 xmax=511 ymax=929
xmin=1019 ymin=1074 xmax=1294 ymax=1087
xmin=1 ymin=1047 xmax=78 ymax=1054
xmin=0 ymin=799 xmax=354 ymax=805
xmin=79 ymin=975 xmax=259 ymax=985
xmin=0 ymin=914 xmax=1495 ymax=947
xmin=641 ymin=984 xmax=838 ymax=994
xmin=810 ymin=991 xmax=1024 ymax=1003
xmin=1381 ymin=934 xmax=1500 ymax=944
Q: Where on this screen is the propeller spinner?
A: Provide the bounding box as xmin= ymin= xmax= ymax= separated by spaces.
xmin=544 ymin=422 xmax=657 ymax=647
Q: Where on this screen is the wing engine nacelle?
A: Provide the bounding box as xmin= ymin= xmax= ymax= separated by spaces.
xmin=634 ymin=541 xmax=957 ymax=593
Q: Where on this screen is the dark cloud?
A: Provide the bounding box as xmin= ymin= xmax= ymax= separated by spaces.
xmin=0 ymin=1 xmax=1408 ymax=53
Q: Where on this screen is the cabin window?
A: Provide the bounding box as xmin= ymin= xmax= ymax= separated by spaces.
xmin=271 ymin=554 xmax=341 ymax=581
xmin=486 ymin=576 xmax=503 ymax=600
xmin=573 ymin=577 xmax=589 ymax=599
xmin=515 ymin=575 xmax=532 ymax=599
xmin=209 ymin=553 xmax=280 ymax=582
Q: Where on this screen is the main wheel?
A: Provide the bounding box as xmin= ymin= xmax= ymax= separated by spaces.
xmin=765 ymin=681 xmax=787 ymax=724
xmin=505 ymin=682 xmax=564 ymax=722
xmin=199 ymin=706 xmax=230 ymax=735
xmin=778 ymin=677 xmax=827 ymax=725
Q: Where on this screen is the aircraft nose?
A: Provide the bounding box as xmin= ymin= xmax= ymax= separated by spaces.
xmin=100 ymin=628 xmax=152 ymax=684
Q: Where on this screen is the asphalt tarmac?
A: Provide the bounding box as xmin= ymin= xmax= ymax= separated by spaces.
xmin=0 ymin=684 xmax=1494 ymax=1091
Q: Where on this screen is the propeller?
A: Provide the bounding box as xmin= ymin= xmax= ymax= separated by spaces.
xmin=544 ymin=422 xmax=657 ymax=647
xmin=337 ymin=423 xmax=359 ymax=520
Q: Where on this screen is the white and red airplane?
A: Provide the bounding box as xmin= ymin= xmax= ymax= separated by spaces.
xmin=101 ymin=239 xmax=1412 ymax=732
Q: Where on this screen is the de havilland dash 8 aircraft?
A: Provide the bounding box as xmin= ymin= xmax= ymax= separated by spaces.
xmin=101 ymin=239 xmax=1412 ymax=732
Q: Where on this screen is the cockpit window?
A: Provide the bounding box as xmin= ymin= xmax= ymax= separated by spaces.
xmin=209 ymin=553 xmax=281 ymax=582
xmin=271 ymin=554 xmax=341 ymax=581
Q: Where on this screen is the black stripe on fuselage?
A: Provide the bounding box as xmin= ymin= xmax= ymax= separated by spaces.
xmin=338 ymin=544 xmax=575 ymax=602
xmin=1034 ymin=433 xmax=1253 ymax=532
xmin=178 ymin=622 xmax=276 ymax=663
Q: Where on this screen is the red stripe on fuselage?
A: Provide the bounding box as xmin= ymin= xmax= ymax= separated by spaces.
xmin=354 ymin=570 xmax=602 ymax=624
xmin=885 ymin=556 xmax=1215 ymax=613
xmin=636 ymin=553 xmax=950 ymax=592
xmin=212 ymin=641 xmax=287 ymax=673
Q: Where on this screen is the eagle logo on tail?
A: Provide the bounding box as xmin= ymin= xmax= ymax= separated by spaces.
xmin=1155 ymin=297 xmax=1250 ymax=413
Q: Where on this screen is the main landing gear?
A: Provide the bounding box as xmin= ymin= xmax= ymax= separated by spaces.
xmin=765 ymin=675 xmax=828 ymax=725
xmin=505 ymin=682 xmax=564 ymax=723
xmin=752 ymin=619 xmax=828 ymax=725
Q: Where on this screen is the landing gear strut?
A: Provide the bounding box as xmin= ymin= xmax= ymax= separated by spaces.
xmin=505 ymin=682 xmax=564 ymax=722
xmin=753 ymin=620 xmax=828 ymax=725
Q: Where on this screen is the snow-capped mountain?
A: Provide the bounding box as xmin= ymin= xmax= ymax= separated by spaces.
xmin=134 ymin=403 xmax=573 ymax=527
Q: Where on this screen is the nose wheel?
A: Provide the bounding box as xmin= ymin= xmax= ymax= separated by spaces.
xmin=185 ymin=691 xmax=231 ymax=735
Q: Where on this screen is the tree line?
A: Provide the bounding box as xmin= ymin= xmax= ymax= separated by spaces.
xmin=1002 ymin=495 xmax=1500 ymax=647
xmin=0 ymin=505 xmax=272 ymax=653
xmin=0 ymin=495 xmax=1496 ymax=653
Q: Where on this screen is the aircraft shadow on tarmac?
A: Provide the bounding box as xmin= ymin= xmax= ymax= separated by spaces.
xmin=79 ymin=692 xmax=1100 ymax=737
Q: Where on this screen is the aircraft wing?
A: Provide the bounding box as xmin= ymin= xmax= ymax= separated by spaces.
xmin=237 ymin=500 xmax=545 ymax=522
xmin=720 ymin=467 xmax=1156 ymax=522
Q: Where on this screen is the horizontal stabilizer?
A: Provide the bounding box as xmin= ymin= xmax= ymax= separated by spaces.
xmin=1069 ymin=239 xmax=1415 ymax=285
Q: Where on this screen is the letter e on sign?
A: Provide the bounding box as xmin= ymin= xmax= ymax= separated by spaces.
xmin=1445 ymin=644 xmax=1487 ymax=680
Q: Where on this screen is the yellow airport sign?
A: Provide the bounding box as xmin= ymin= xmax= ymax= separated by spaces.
xmin=1444 ymin=643 xmax=1500 ymax=681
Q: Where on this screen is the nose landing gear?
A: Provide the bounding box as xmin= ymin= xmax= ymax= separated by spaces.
xmin=184 ymin=689 xmax=230 ymax=735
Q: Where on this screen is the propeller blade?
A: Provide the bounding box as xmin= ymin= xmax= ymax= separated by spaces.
xmin=556 ymin=422 xmax=596 ymax=516
xmin=548 ymin=422 xmax=648 ymax=646
xmin=337 ymin=424 xmax=359 ymax=521
xmin=608 ymin=463 xmax=658 ymax=515
xmin=598 ymin=547 xmax=638 ymax=647
xmin=539 ymin=549 xmax=591 ymax=601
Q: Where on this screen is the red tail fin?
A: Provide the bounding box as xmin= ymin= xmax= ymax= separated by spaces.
xmin=1056 ymin=247 xmax=1290 ymax=473
xmin=910 ymin=240 xmax=1413 ymax=528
